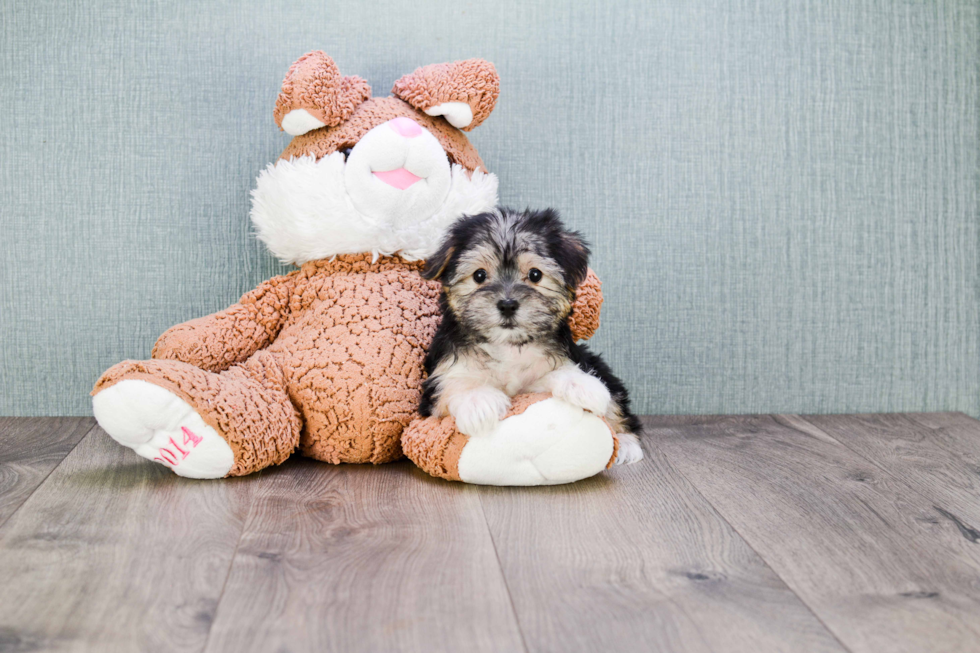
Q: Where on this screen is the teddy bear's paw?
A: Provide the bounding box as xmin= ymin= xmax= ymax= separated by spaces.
xmin=613 ymin=432 xmax=645 ymax=465
xmin=92 ymin=380 xmax=234 ymax=479
xmin=447 ymin=386 xmax=511 ymax=438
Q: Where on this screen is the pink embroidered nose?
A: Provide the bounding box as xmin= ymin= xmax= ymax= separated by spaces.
xmin=389 ymin=117 xmax=422 ymax=138
xmin=373 ymin=168 xmax=422 ymax=190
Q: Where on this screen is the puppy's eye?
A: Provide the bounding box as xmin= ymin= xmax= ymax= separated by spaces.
xmin=341 ymin=147 xmax=353 ymax=161
xmin=473 ymin=269 xmax=487 ymax=284
xmin=528 ymin=268 xmax=543 ymax=283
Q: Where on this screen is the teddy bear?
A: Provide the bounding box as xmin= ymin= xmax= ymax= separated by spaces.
xmin=91 ymin=51 xmax=619 ymax=486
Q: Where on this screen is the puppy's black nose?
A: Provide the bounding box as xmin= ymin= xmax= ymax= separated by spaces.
xmin=497 ymin=298 xmax=520 ymax=317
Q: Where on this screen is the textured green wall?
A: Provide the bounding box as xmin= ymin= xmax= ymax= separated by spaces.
xmin=1 ymin=0 xmax=977 ymax=416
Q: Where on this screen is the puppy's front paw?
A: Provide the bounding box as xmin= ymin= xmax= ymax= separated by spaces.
xmin=550 ymin=368 xmax=611 ymax=415
xmin=448 ymin=387 xmax=511 ymax=438
xmin=614 ymin=432 xmax=644 ymax=465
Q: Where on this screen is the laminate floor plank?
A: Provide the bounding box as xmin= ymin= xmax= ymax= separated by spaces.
xmin=799 ymin=413 xmax=980 ymax=533
xmin=0 ymin=417 xmax=95 ymax=528
xmin=649 ymin=414 xmax=980 ymax=653
xmin=203 ymin=459 xmax=525 ymax=653
xmin=479 ymin=445 xmax=848 ymax=653
xmin=0 ymin=427 xmax=253 ymax=653
xmin=8 ymin=413 xmax=980 ymax=652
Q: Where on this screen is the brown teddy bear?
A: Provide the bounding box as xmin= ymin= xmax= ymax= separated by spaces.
xmin=92 ymin=52 xmax=617 ymax=485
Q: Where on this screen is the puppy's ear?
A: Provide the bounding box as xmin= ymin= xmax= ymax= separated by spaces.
xmin=423 ymin=243 xmax=456 ymax=281
xmin=533 ymin=208 xmax=590 ymax=288
xmin=556 ymin=230 xmax=590 ymax=289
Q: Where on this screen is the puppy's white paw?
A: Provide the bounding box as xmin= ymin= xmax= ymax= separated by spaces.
xmin=448 ymin=387 xmax=512 ymax=438
xmin=549 ymin=367 xmax=611 ymax=415
xmin=614 ymin=432 xmax=644 ymax=465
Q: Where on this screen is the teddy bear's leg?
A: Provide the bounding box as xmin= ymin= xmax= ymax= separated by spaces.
xmin=402 ymin=394 xmax=619 ymax=486
xmin=92 ymin=351 xmax=301 ymax=478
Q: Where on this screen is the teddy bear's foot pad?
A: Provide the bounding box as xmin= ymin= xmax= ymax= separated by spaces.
xmin=93 ymin=380 xmax=234 ymax=479
xmin=456 ymin=398 xmax=614 ymax=486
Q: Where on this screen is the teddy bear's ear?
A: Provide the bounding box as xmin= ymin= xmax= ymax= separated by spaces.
xmin=274 ymin=51 xmax=372 ymax=136
xmin=392 ymin=59 xmax=499 ymax=131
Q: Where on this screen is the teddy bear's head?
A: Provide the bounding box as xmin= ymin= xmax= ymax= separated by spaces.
xmin=251 ymin=52 xmax=501 ymax=265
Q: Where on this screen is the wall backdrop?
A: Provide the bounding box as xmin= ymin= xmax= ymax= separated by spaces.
xmin=2 ymin=0 xmax=978 ymax=417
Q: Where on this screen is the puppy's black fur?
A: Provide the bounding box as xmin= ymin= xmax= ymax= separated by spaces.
xmin=423 ymin=207 xmax=590 ymax=289
xmin=418 ymin=207 xmax=641 ymax=437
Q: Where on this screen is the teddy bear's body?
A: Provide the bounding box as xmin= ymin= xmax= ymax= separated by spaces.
xmin=92 ymin=52 xmax=619 ymax=485
xmin=96 ymin=255 xmax=441 ymax=475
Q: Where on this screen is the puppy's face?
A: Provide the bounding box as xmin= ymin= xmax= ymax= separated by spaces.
xmin=424 ymin=208 xmax=590 ymax=345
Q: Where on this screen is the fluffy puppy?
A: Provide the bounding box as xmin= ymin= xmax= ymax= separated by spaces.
xmin=419 ymin=207 xmax=643 ymax=465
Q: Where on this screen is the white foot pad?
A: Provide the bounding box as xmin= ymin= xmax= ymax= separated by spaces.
xmin=456 ymin=398 xmax=614 ymax=486
xmin=93 ymin=380 xmax=234 ymax=479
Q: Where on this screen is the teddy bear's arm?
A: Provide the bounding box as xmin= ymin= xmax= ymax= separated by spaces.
xmin=569 ymin=268 xmax=603 ymax=342
xmin=151 ymin=271 xmax=301 ymax=372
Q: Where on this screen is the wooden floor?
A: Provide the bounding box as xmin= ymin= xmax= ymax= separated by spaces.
xmin=1 ymin=414 xmax=980 ymax=652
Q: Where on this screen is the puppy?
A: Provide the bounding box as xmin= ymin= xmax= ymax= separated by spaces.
xmin=419 ymin=207 xmax=643 ymax=465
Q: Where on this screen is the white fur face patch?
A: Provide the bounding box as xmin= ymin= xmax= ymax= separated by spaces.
xmin=250 ymin=120 xmax=498 ymax=265
xmin=344 ymin=119 xmax=453 ymax=224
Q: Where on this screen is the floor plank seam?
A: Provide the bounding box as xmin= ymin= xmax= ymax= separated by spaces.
xmin=777 ymin=415 xmax=980 ymax=642
xmin=0 ymin=422 xmax=98 ymax=533
xmin=646 ymin=433 xmax=858 ymax=653
xmin=790 ymin=415 xmax=980 ymax=554
xmin=476 ymin=493 xmax=532 ymax=653
xmin=198 ymin=489 xmax=253 ymax=653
